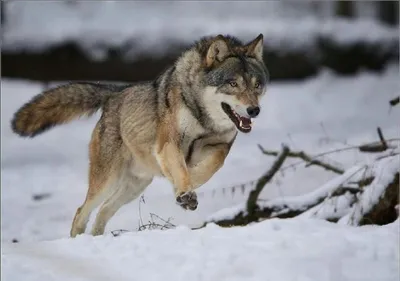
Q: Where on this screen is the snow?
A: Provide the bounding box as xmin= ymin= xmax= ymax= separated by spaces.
xmin=3 ymin=2 xmax=398 ymax=59
xmin=298 ymin=191 xmax=356 ymax=221
xmin=205 ymin=203 xmax=247 ymax=223
xmin=2 ymin=218 xmax=399 ymax=281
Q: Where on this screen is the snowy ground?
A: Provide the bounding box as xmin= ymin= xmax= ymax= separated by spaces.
xmin=3 ymin=218 xmax=399 ymax=281
xmin=1 ymin=64 xmax=399 ymax=280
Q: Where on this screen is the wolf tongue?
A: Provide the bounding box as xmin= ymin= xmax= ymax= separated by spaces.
xmin=240 ymin=116 xmax=251 ymax=127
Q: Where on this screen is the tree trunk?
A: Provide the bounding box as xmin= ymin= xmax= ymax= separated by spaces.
xmin=1 ymin=1 xmax=5 ymax=26
xmin=378 ymin=0 xmax=399 ymax=26
xmin=335 ymin=0 xmax=354 ymax=18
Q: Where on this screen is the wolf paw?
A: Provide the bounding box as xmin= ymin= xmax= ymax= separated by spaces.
xmin=176 ymin=191 xmax=198 ymax=211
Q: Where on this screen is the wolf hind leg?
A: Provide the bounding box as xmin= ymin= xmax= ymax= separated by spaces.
xmin=91 ymin=173 xmax=153 ymax=236
xmin=70 ymin=186 xmax=109 ymax=238
xmin=70 ymin=121 xmax=121 ymax=238
xmin=70 ymin=161 xmax=120 ymax=238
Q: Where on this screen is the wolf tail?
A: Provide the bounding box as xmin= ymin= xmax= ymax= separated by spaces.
xmin=11 ymin=82 xmax=129 ymax=138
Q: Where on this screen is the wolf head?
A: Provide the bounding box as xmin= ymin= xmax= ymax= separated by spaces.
xmin=198 ymin=34 xmax=269 ymax=133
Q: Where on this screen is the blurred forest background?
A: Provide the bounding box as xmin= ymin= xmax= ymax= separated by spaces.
xmin=1 ymin=1 xmax=399 ymax=84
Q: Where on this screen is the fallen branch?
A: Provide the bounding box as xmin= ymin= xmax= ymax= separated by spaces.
xmin=258 ymin=144 xmax=344 ymax=175
xmin=297 ymin=192 xmax=358 ymax=222
xmin=339 ymin=155 xmax=399 ymax=226
xmin=247 ymin=145 xmax=290 ymax=215
xmin=359 ymin=127 xmax=389 ymax=153
xmin=256 ymin=165 xmax=366 ymax=218
xmin=360 ymin=172 xmax=399 ymax=225
xmin=206 ymin=154 xmax=399 ymax=228
xmin=215 ymin=138 xmax=400 ymax=198
xmin=330 ymin=186 xmax=362 ymax=197
xmin=203 ymin=125 xmax=399 ymax=229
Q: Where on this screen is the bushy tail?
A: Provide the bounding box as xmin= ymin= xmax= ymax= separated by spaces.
xmin=11 ymin=82 xmax=130 ymax=138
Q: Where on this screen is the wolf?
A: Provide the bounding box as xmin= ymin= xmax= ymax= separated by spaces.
xmin=11 ymin=34 xmax=269 ymax=237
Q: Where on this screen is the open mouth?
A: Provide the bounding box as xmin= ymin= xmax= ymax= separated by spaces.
xmin=221 ymin=102 xmax=253 ymax=133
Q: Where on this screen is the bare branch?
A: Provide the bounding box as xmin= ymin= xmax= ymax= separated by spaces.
xmin=279 ymin=138 xmax=400 ymax=173
xmin=207 ymin=124 xmax=399 ymax=229
xmin=258 ymin=144 xmax=344 ymax=175
xmin=136 ymin=195 xmax=176 ymax=232
xmin=247 ymin=145 xmax=290 ymax=214
xmin=330 ymin=186 xmax=362 ymax=197
xmin=375 ymin=151 xmax=400 ymax=161
xmin=377 ymin=127 xmax=388 ymax=149
xmin=222 ymin=139 xmax=399 ymax=197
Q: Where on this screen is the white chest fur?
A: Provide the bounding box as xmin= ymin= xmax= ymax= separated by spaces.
xmin=177 ymin=106 xmax=205 ymax=136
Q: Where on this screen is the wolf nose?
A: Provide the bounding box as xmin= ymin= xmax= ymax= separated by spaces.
xmin=247 ymin=106 xmax=260 ymax=118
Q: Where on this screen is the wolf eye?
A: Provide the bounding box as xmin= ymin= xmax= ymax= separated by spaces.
xmin=254 ymin=82 xmax=261 ymax=89
xmin=229 ymin=81 xmax=238 ymax=87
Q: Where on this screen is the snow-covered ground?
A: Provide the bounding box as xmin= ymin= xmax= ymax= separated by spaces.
xmin=3 ymin=1 xmax=398 ymax=60
xmin=1 ymin=63 xmax=399 ymax=280
xmin=3 ymin=218 xmax=399 ymax=281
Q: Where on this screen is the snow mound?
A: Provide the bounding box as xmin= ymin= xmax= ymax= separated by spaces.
xmin=2 ymin=218 xmax=399 ymax=281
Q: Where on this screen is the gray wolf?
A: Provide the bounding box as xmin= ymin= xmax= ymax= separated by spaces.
xmin=11 ymin=34 xmax=269 ymax=237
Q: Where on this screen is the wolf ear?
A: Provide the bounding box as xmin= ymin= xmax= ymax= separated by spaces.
xmin=245 ymin=34 xmax=264 ymax=61
xmin=206 ymin=35 xmax=230 ymax=67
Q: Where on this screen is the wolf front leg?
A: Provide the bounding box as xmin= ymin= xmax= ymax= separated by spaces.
xmin=188 ymin=142 xmax=232 ymax=189
xmin=156 ymin=133 xmax=198 ymax=210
